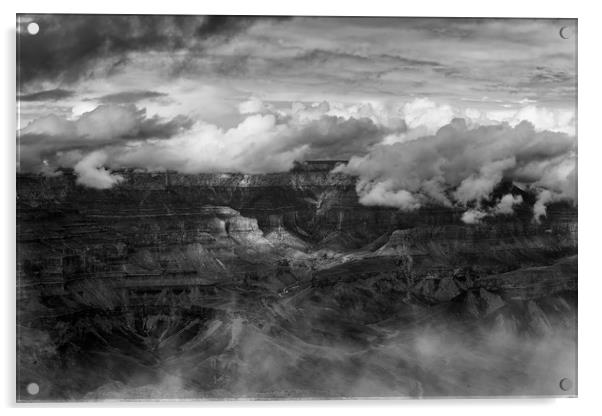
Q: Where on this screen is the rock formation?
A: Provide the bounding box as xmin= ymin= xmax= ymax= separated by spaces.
xmin=16 ymin=164 xmax=577 ymax=400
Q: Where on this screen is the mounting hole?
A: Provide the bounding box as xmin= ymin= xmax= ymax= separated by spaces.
xmin=26 ymin=382 xmax=39 ymax=395
xmin=559 ymin=26 xmax=571 ymax=40
xmin=27 ymin=22 xmax=39 ymax=35
xmin=559 ymin=377 xmax=573 ymax=391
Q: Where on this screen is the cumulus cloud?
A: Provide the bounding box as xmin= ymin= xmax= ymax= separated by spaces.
xmin=18 ymin=104 xmax=193 ymax=172
xmin=22 ymin=104 xmax=191 ymax=141
xmin=402 ymin=98 xmax=455 ymax=134
xmin=494 ymin=193 xmax=524 ymax=215
xmin=19 ymin=97 xmax=407 ymax=178
xmin=280 ymin=98 xmax=575 ymax=142
xmin=74 ymin=151 xmax=124 ymax=189
xmin=454 ymin=158 xmax=516 ymax=204
xmin=275 ymin=100 xmax=406 ymax=132
xmin=81 ymin=112 xmax=392 ymax=175
xmin=395 ymin=99 xmax=576 ymax=137
xmin=107 ymin=113 xmax=297 ymax=174
xmin=337 ymin=118 xmax=576 ymax=220
xmin=485 ymin=105 xmax=575 ymax=135
xmin=357 ymin=180 xmax=420 ymax=210
xmin=282 ymin=115 xmax=387 ymax=160
xmin=461 ymin=209 xmax=488 ymax=224
xmin=460 ymin=193 xmax=524 ymax=224
xmin=238 ymin=97 xmax=265 ymax=114
xmin=533 ymin=189 xmax=560 ymax=223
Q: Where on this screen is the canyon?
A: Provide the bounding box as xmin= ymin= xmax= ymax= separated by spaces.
xmin=16 ymin=162 xmax=578 ymax=400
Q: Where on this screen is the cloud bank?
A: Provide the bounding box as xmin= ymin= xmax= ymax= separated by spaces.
xmin=336 ymin=118 xmax=576 ymax=221
xmin=18 ymin=96 xmax=576 ymax=222
xmin=18 ymin=104 xmax=193 ymax=172
xmin=19 ymin=98 xmax=406 ymax=177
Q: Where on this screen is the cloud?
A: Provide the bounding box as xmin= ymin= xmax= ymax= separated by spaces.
xmin=105 ymin=114 xmax=299 ymax=174
xmin=17 ymin=15 xmax=286 ymax=85
xmin=20 ymin=100 xmax=402 ymax=183
xmin=293 ymin=48 xmax=443 ymax=69
xmin=494 ymin=193 xmax=524 ymax=215
xmin=16 ymin=16 xmax=575 ymax=127
xmin=293 ymin=98 xmax=575 ymax=143
xmin=18 ymin=88 xmax=74 ymax=101
xmin=402 ymin=98 xmax=455 ymax=134
xmin=238 ymin=97 xmax=265 ymax=114
xmin=486 ymin=105 xmax=576 ymax=135
xmin=461 ymin=209 xmax=488 ymax=224
xmin=94 ymin=112 xmax=392 ymax=174
xmin=96 ymin=90 xmax=167 ymax=104
xmin=398 ymin=99 xmax=575 ymax=136
xmin=281 ymin=115 xmax=389 ymax=160
xmin=271 ymin=100 xmax=407 ymax=134
xmin=14 ymin=14 xmax=576 ymax=220
xmin=460 ymin=193 xmax=524 ymax=224
xmin=357 ymin=180 xmax=420 ymax=210
xmin=18 ymin=104 xmax=193 ymax=172
xmin=18 ymin=96 xmax=577 ymax=222
xmin=74 ymin=151 xmax=124 ymax=189
xmin=336 ymin=118 xmax=576 ymax=219
xmin=22 ymin=104 xmax=192 ymax=141
xmin=19 ymin=98 xmax=401 ymax=176
xmin=454 ymin=158 xmax=516 ymax=204
xmin=533 ymin=189 xmax=558 ymax=223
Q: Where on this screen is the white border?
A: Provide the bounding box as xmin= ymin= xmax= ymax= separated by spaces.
xmin=3 ymin=1 xmax=601 ymax=415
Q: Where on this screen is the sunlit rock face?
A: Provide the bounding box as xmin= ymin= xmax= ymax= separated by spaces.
xmin=17 ymin=167 xmax=577 ymax=400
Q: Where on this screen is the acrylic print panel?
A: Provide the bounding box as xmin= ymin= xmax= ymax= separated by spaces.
xmin=16 ymin=14 xmax=577 ymax=401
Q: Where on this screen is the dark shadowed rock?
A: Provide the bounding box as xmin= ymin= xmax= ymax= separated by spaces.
xmin=526 ymin=300 xmax=553 ymax=336
xmin=479 ymin=288 xmax=506 ymax=317
xmin=434 ymin=277 xmax=462 ymax=301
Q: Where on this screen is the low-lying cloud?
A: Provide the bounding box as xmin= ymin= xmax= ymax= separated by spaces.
xmin=74 ymin=151 xmax=124 ymax=189
xmin=337 ymin=118 xmax=576 ymax=221
xmin=460 ymin=194 xmax=525 ymax=224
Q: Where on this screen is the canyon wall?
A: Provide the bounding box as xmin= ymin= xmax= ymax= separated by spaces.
xmin=16 ymin=165 xmax=578 ymax=400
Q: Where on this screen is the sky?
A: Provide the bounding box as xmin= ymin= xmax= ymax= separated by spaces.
xmin=16 ymin=15 xmax=577 ymax=220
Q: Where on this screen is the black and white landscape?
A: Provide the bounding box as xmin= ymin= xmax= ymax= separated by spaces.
xmin=16 ymin=15 xmax=577 ymax=400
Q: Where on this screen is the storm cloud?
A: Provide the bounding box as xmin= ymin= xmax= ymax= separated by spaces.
xmin=17 ymin=14 xmax=286 ymax=86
